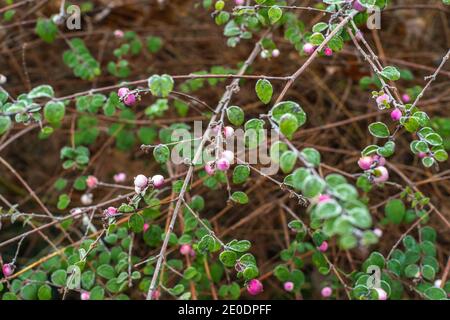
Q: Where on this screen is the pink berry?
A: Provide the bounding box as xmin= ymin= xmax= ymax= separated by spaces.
xmin=216 ymin=158 xmax=230 ymax=171
xmin=86 ymin=175 xmax=98 ymax=189
xmin=105 ymin=206 xmax=118 ymax=217
xmin=376 ymin=93 xmax=391 ymax=107
xmin=134 ymin=174 xmax=148 ymax=189
xmin=373 ymin=166 xmax=389 ymax=183
xmin=151 ymin=290 xmax=160 ymax=300
xmin=372 ymin=155 xmax=386 ymax=166
xmin=234 ymin=0 xmax=245 ymax=5
xmin=375 ymin=288 xmax=387 ymax=300
xmin=114 ymin=29 xmax=124 ymax=38
xmin=205 ymin=161 xmax=216 ymax=176
xmin=123 ymin=93 xmax=136 ymax=106
xmin=81 ymin=291 xmax=90 ymax=300
xmin=117 ymin=87 xmax=129 ymax=98
xmin=418 ymin=152 xmax=426 ymax=159
xmin=358 ymin=156 xmax=374 ymax=170
xmin=223 ymin=126 xmax=235 ymax=139
xmin=353 ymin=0 xmax=365 ymax=12
xmin=113 ymin=172 xmax=126 ymax=183
xmin=390 ymin=108 xmax=402 ymax=121
xmin=321 ymin=286 xmax=332 ymax=298
xmin=284 ymin=281 xmax=294 ymax=292
xmin=324 ymin=47 xmax=333 ymax=57
xmin=143 ymin=223 xmax=150 ymax=232
xmin=272 ymin=49 xmax=280 ymax=58
xmin=318 ymin=241 xmax=328 ymax=252
xmin=247 ymin=279 xmax=263 ymax=296
xmin=318 ymin=194 xmax=331 ymax=203
xmin=303 ymin=43 xmax=315 ymax=55
xmin=180 ymin=244 xmax=192 ymax=255
xmin=151 ymin=175 xmax=164 ymax=188
xmin=222 ymin=150 xmax=234 ymax=163
xmin=402 ymin=94 xmax=411 ymax=103
xmin=2 ymin=263 xmax=14 ymax=277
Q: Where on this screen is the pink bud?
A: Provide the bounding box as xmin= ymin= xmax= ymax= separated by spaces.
xmin=272 ymin=49 xmax=280 ymax=58
xmin=390 ymin=108 xmax=402 ymax=121
xmin=221 ymin=150 xmax=234 ymax=163
xmin=124 ymin=93 xmax=136 ymax=106
xmin=205 ymin=162 xmax=216 ymax=176
xmin=376 ymin=93 xmax=391 ymax=107
xmin=114 ymin=29 xmax=124 ymax=39
xmin=418 ymin=152 xmax=426 ymax=159
xmin=318 ymin=241 xmax=328 ymax=252
xmin=134 ymin=174 xmax=148 ymax=189
xmin=180 ymin=244 xmax=192 ymax=255
xmin=375 ymin=288 xmax=387 ymax=300
xmin=284 ymin=281 xmax=294 ymax=292
xmin=402 ymin=94 xmax=411 ymax=103
xmin=151 ymin=175 xmax=164 ymax=188
xmin=353 ymin=0 xmax=365 ymax=12
xmin=373 ymin=166 xmax=389 ymax=183
xmin=86 ymin=175 xmax=98 ymax=189
xmin=324 ymin=47 xmax=333 ymax=57
xmin=318 ymin=194 xmax=331 ymax=203
xmin=247 ymin=279 xmax=263 ymax=296
xmin=373 ymin=228 xmax=383 ymax=237
xmin=113 ymin=172 xmax=126 ymax=183
xmin=321 ymin=286 xmax=332 ymax=298
xmin=223 ymin=126 xmax=235 ymax=139
xmin=143 ymin=223 xmax=150 ymax=232
xmin=117 ymin=87 xmax=129 ymax=98
xmin=216 ymin=158 xmax=230 ymax=171
xmin=358 ymin=156 xmax=374 ymax=170
xmin=151 ymin=290 xmax=161 ymax=300
xmin=105 ymin=206 xmax=118 ymax=217
xmin=303 ymin=43 xmax=315 ymax=55
xmin=234 ymin=0 xmax=245 ymax=5
xmin=2 ymin=263 xmax=14 ymax=277
xmin=81 ymin=291 xmax=90 ymax=300
xmin=372 ymin=155 xmax=386 ymax=166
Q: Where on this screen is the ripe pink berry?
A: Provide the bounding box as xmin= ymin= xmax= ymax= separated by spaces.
xmin=418 ymin=152 xmax=426 ymax=159
xmin=324 ymin=47 xmax=333 ymax=57
xmin=223 ymin=126 xmax=235 ymax=139
xmin=358 ymin=156 xmax=374 ymax=170
xmin=318 ymin=241 xmax=328 ymax=252
xmin=247 ymin=279 xmax=263 ymax=296
xmin=117 ymin=87 xmax=129 ymax=98
xmin=134 ymin=174 xmax=148 ymax=189
xmin=234 ymin=0 xmax=245 ymax=5
xmin=2 ymin=263 xmax=14 ymax=277
xmin=114 ymin=29 xmax=124 ymax=39
xmin=321 ymin=286 xmax=332 ymax=298
xmin=151 ymin=175 xmax=164 ymax=188
xmin=113 ymin=172 xmax=126 ymax=183
xmin=216 ymin=158 xmax=230 ymax=171
xmin=390 ymin=108 xmax=402 ymax=121
xmin=123 ymin=93 xmax=136 ymax=106
xmin=180 ymin=244 xmax=192 ymax=255
xmin=284 ymin=281 xmax=294 ymax=292
xmin=81 ymin=291 xmax=90 ymax=300
xmin=372 ymin=155 xmax=386 ymax=166
xmin=303 ymin=43 xmax=315 ymax=55
xmin=105 ymin=206 xmax=118 ymax=217
xmin=151 ymin=290 xmax=161 ymax=300
xmin=86 ymin=175 xmax=98 ymax=189
xmin=373 ymin=166 xmax=389 ymax=183
xmin=205 ymin=161 xmax=216 ymax=176
xmin=222 ymin=150 xmax=234 ymax=163
xmin=375 ymin=288 xmax=387 ymax=300
xmin=318 ymin=194 xmax=331 ymax=203
xmin=143 ymin=223 xmax=150 ymax=232
xmin=353 ymin=0 xmax=365 ymax=12
xmin=402 ymin=94 xmax=411 ymax=103
xmin=272 ymin=49 xmax=280 ymax=58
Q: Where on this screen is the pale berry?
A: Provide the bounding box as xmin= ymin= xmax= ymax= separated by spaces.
xmin=143 ymin=223 xmax=150 ymax=232
xmin=114 ymin=29 xmax=124 ymax=38
xmin=2 ymin=263 xmax=14 ymax=277
xmin=151 ymin=175 xmax=165 ymax=188
xmin=81 ymin=193 xmax=93 ymax=205
xmin=358 ymin=156 xmax=374 ymax=170
xmin=321 ymin=286 xmax=332 ymax=298
xmin=318 ymin=241 xmax=328 ymax=252
xmin=434 ymin=279 xmax=442 ymax=288
xmin=223 ymin=126 xmax=235 ymax=139
xmin=205 ymin=162 xmax=216 ymax=175
xmin=222 ymin=150 xmax=234 ymax=163
xmin=123 ymin=93 xmax=136 ymax=106
xmin=117 ymin=87 xmax=129 ymax=98
xmin=373 ymin=166 xmax=389 ymax=183
xmin=303 ymin=43 xmax=315 ymax=55
xmin=272 ymin=49 xmax=280 ymax=58
xmin=318 ymin=194 xmax=331 ymax=203
xmin=180 ymin=244 xmax=192 ymax=255
xmin=390 ymin=108 xmax=402 ymax=121
xmin=373 ymin=228 xmax=383 ymax=237
xmin=81 ymin=291 xmax=90 ymax=300
xmin=260 ymin=50 xmax=269 ymax=59
xmin=216 ymin=158 xmax=230 ymax=171
xmin=86 ymin=175 xmax=98 ymax=188
xmin=402 ymin=94 xmax=411 ymax=103
xmin=134 ymin=174 xmax=148 ymax=189
xmin=375 ymin=288 xmax=387 ymax=300
xmin=324 ymin=47 xmax=333 ymax=57
xmin=113 ymin=172 xmax=127 ymax=183
xmin=234 ymin=0 xmax=245 ymax=5
xmin=247 ymin=279 xmax=263 ymax=296
xmin=284 ymin=281 xmax=294 ymax=292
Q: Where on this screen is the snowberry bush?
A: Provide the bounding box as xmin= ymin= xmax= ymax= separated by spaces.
xmin=0 ymin=0 xmax=449 ymax=300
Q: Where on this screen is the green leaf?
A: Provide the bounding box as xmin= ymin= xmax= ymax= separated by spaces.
xmin=51 ymin=269 xmax=67 ymax=286
xmin=228 ymin=240 xmax=251 ymax=252
xmin=90 ymin=286 xmax=105 ymax=300
xmin=57 ymin=194 xmax=71 ymax=210
xmin=309 ymin=32 xmax=325 ymax=46
xmin=226 ymin=106 xmax=245 ymax=126
xmin=300 ymin=148 xmax=321 ymax=167
xmin=38 ymin=285 xmax=52 ymax=300
xmin=35 ymin=18 xmax=57 ymax=43
xmin=424 ymin=287 xmax=447 ymax=300
xmin=280 ymin=151 xmax=297 ymax=174
xmin=230 ymin=191 xmax=248 ymax=204
xmin=0 ymin=116 xmax=12 ymax=135
xmin=368 ymin=122 xmax=390 ymax=138
xmin=384 ymin=199 xmax=405 ymax=224
xmin=232 ymin=165 xmax=250 ymax=184
xmin=255 ymin=79 xmax=273 ymax=104
xmin=153 ymin=144 xmax=170 ymax=163
xmin=312 ymin=22 xmax=328 ymax=33
xmin=424 ymin=133 xmax=443 ymax=146
xmin=271 ymin=101 xmax=306 ymax=127
xmin=302 ymin=175 xmax=325 ymax=198
xmin=219 ymin=250 xmax=237 ymax=267
xmin=28 ymin=85 xmax=54 ymax=99
xmin=97 ymin=264 xmax=116 ymax=280
xmin=315 ymin=199 xmax=342 ymax=219
xmin=129 ymin=214 xmax=144 ymax=232
xmin=380 ymin=66 xmax=400 ymax=81
xmin=268 ymin=5 xmax=282 ymax=24
xmin=44 ymin=101 xmax=65 ymax=125
xmin=279 ymin=113 xmax=299 ymax=139
xmin=422 ymin=265 xmax=436 ymax=281
xmin=20 ymin=284 xmax=38 ymax=300
xmin=183 ymin=266 xmax=198 ymax=280
xmin=148 ymin=74 xmax=174 ymax=97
